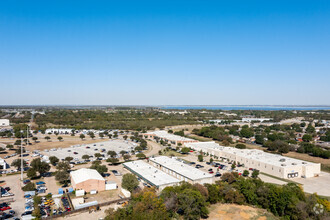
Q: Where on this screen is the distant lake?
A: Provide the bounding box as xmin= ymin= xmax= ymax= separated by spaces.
xmin=161 ymin=106 xmax=330 ymax=111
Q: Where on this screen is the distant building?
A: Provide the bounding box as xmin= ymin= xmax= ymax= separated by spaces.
xmin=45 ymin=128 xmax=73 ymax=134
xmin=0 ymin=119 xmax=9 ymax=127
xmin=144 ymin=130 xmax=198 ymax=146
xmin=70 ymin=168 xmax=106 ymax=192
xmin=241 ymin=118 xmax=272 ymax=123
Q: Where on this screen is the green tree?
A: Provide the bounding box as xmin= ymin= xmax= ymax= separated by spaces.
xmin=55 ymin=170 xmax=70 ymax=184
xmin=89 ymin=132 xmax=95 ymax=139
xmin=27 ymin=168 xmax=37 ymax=179
xmin=177 ymin=188 xmax=209 ymax=219
xmin=49 ymin=156 xmax=59 ymax=166
xmin=243 ymin=170 xmax=249 ymax=177
xmin=57 ymin=136 xmax=63 ymax=141
xmin=80 ymin=134 xmax=85 ymax=140
xmin=302 ymin=134 xmax=312 ymax=142
xmin=11 ymin=159 xmax=27 ymax=169
xmin=106 ymin=157 xmax=119 ymax=165
xmin=122 ymin=173 xmax=139 ymax=192
xmin=231 ymin=162 xmax=236 ymax=170
xmin=94 ymin=153 xmax=102 ymax=158
xmin=198 ymin=154 xmax=203 ymax=162
xmin=235 ymin=144 xmax=246 ymax=149
xmin=56 ymin=161 xmax=70 ymax=171
xmin=240 ymin=126 xmax=254 ymax=138
xmin=123 ymin=135 xmax=128 ymax=140
xmin=30 ymin=158 xmax=50 ymax=176
xmin=82 ymin=154 xmax=90 ymax=160
xmin=251 ymin=170 xmax=259 ymax=178
xmin=181 ymin=147 xmax=190 ymax=154
xmin=107 ymin=150 xmax=117 ymax=158
xmin=65 ymin=157 xmax=73 ymax=162
xmin=45 ymin=136 xmax=51 ymax=141
xmin=136 ymin=153 xmax=146 ymax=159
xmin=306 ymin=124 xmax=315 ymax=133
xmin=22 ymin=182 xmax=36 ymax=191
xmin=99 ymin=133 xmax=104 ymax=139
xmin=120 ymin=150 xmax=127 ymax=157
xmin=123 ymin=154 xmax=131 ymax=161
xmin=90 ymin=164 xmax=108 ymax=174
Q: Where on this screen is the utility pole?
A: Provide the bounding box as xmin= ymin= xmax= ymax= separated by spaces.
xmin=20 ymin=131 xmax=23 ymax=181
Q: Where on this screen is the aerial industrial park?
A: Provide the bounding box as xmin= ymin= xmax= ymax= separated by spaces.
xmin=1 ymin=0 xmax=330 ymax=219
xmin=0 ymin=107 xmax=330 ymax=219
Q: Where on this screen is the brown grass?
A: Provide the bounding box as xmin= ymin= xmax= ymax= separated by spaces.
xmin=0 ymin=134 xmax=108 ymax=151
xmin=284 ymin=152 xmax=330 ymax=165
xmin=208 ymin=204 xmax=278 ymax=220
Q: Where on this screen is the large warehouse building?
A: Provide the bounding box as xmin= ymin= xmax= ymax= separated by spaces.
xmin=70 ymin=168 xmax=106 ymax=192
xmin=144 ymin=130 xmax=198 ymax=146
xmin=149 ymin=156 xmax=214 ymax=184
xmin=123 ymin=160 xmax=181 ymax=191
xmin=185 ymin=142 xmax=321 ymax=179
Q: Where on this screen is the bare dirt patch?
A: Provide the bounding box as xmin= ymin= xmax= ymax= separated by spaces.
xmin=208 ymin=204 xmax=278 ymax=220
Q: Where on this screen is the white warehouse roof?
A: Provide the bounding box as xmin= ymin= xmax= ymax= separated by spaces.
xmin=226 ymin=148 xmax=318 ymax=168
xmin=70 ymin=168 xmax=105 ymax=184
xmin=186 ymin=141 xmax=319 ymax=169
xmin=149 ymin=156 xmax=213 ymax=181
xmin=185 ymin=141 xmax=224 ymax=150
xmin=123 ymin=160 xmax=180 ymax=187
xmin=145 ymin=130 xmax=195 ymax=142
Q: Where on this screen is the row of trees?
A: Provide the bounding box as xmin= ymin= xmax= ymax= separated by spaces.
xmin=107 ymin=172 xmax=329 ymax=220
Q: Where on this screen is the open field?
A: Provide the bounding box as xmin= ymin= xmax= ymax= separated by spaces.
xmin=284 ymin=152 xmax=330 ymax=165
xmin=0 ymin=135 xmax=111 ymax=152
xmin=208 ymin=204 xmax=278 ymax=220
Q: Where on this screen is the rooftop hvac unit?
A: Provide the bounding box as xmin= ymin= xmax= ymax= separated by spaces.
xmin=279 ymin=158 xmax=286 ymax=162
xmin=281 ymin=164 xmax=286 ymax=166
xmin=292 ymin=163 xmax=297 ymax=165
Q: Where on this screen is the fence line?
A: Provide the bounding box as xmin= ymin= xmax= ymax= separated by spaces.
xmin=43 ymin=197 xmax=130 ymax=219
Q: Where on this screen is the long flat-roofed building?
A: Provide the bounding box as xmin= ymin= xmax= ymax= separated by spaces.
xmin=185 ymin=141 xmax=321 ymax=179
xmin=144 ymin=130 xmax=198 ymax=146
xmin=149 ymin=156 xmax=214 ymax=184
xmin=123 ymin=160 xmax=180 ymax=191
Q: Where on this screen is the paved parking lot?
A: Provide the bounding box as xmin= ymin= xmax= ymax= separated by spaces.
xmin=1 ymin=174 xmax=24 ymax=218
xmin=294 ymin=172 xmax=330 ymax=197
xmin=41 ymin=140 xmax=137 ymax=161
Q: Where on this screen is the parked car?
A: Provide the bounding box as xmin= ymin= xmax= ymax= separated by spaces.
xmin=215 ymin=172 xmax=221 ymax=177
xmin=21 ymin=211 xmax=33 ymax=216
xmin=0 ymin=203 xmax=11 ymax=211
xmin=23 ymin=179 xmax=31 ymax=185
xmin=36 ymin=181 xmax=45 ymax=185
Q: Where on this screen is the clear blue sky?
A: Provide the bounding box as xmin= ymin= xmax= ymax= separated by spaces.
xmin=1 ymin=0 xmax=329 ymax=105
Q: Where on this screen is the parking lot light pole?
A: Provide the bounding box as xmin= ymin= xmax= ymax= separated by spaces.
xmin=21 ymin=131 xmax=23 ymax=181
